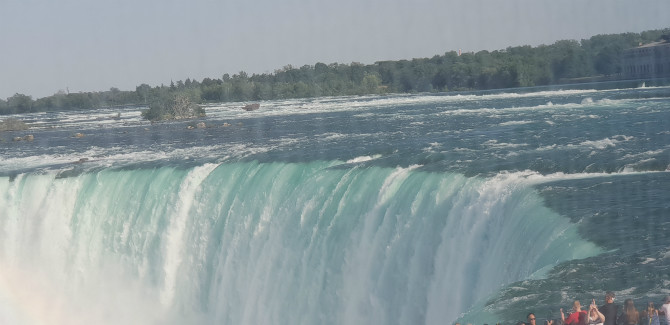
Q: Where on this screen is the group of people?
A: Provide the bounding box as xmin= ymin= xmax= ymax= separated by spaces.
xmin=524 ymin=293 xmax=670 ymax=325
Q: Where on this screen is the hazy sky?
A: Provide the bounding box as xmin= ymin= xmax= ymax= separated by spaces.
xmin=1 ymin=0 xmax=669 ymax=99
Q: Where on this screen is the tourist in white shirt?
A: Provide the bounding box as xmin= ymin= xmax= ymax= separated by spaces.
xmin=659 ymin=296 xmax=670 ymax=325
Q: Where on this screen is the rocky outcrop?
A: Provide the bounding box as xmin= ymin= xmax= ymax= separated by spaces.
xmin=187 ymin=122 xmax=207 ymax=130
xmin=0 ymin=118 xmax=29 ymax=132
xmin=242 ymin=103 xmax=260 ymax=111
xmin=12 ymin=135 xmax=34 ymax=141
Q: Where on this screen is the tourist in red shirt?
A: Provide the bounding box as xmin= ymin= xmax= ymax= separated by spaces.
xmin=562 ymin=300 xmax=588 ymax=325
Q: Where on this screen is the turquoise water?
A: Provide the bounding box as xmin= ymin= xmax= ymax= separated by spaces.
xmin=1 ymin=84 xmax=669 ymax=324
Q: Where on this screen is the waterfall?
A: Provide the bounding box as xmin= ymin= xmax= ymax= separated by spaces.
xmin=0 ymin=161 xmax=600 ymax=325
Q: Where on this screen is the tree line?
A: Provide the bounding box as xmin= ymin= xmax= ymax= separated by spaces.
xmin=1 ymin=28 xmax=668 ymax=117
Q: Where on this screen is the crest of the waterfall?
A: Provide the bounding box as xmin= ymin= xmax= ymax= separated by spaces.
xmin=0 ymin=163 xmax=600 ymax=325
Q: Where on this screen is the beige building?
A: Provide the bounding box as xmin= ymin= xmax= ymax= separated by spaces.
xmin=622 ymin=41 xmax=670 ymax=79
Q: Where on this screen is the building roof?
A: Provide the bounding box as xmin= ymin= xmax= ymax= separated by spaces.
xmin=634 ymin=41 xmax=670 ymax=49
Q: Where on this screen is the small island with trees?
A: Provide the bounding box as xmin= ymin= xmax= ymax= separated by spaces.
xmin=141 ymin=93 xmax=205 ymax=121
xmin=1 ymin=28 xmax=669 ymax=122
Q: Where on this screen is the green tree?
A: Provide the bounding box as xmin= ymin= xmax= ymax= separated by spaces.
xmin=362 ymin=74 xmax=382 ymax=94
xmin=7 ymin=93 xmax=34 ymax=113
xmin=549 ymin=40 xmax=591 ymax=80
xmin=136 ymin=84 xmax=152 ymax=105
xmin=0 ymin=98 xmax=8 ymax=114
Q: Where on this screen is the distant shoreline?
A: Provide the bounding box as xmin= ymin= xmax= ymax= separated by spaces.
xmin=1 ymin=77 xmax=668 ymax=119
xmin=2 ymin=28 xmax=669 ymax=116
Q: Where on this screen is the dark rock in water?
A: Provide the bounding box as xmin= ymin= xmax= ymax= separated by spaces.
xmin=242 ymin=103 xmax=260 ymax=111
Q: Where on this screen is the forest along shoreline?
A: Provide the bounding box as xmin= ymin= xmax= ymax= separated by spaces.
xmin=1 ymin=28 xmax=669 ymax=118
